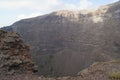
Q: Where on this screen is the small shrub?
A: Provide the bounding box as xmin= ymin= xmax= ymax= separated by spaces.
xmin=109 ymin=72 xmax=120 ymax=80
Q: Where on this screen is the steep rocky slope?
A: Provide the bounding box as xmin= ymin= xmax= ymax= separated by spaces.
xmin=77 ymin=60 xmax=120 ymax=80
xmin=2 ymin=60 xmax=120 ymax=80
xmin=57 ymin=60 xmax=120 ymax=80
xmin=0 ymin=30 xmax=37 ymax=79
xmin=2 ymin=1 xmax=120 ymax=76
xmin=0 ymin=30 xmax=120 ymax=80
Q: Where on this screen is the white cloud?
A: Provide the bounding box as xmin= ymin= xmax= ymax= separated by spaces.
xmin=79 ymin=0 xmax=93 ymax=10
xmin=111 ymin=0 xmax=119 ymax=2
xmin=0 ymin=1 xmax=32 ymax=9
xmin=0 ymin=0 xmax=60 ymax=11
xmin=0 ymin=0 xmax=94 ymax=27
xmin=0 ymin=0 xmax=93 ymax=10
xmin=55 ymin=0 xmax=93 ymax=10
xmin=15 ymin=13 xmax=42 ymax=20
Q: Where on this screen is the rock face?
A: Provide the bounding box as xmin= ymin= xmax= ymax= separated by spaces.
xmin=78 ymin=60 xmax=120 ymax=80
xmin=0 ymin=30 xmax=37 ymax=76
xmin=59 ymin=60 xmax=120 ymax=80
xmin=2 ymin=60 xmax=120 ymax=80
xmin=2 ymin=1 xmax=120 ymax=76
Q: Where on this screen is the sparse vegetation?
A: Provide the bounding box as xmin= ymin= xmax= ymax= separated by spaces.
xmin=109 ymin=72 xmax=120 ymax=80
xmin=109 ymin=60 xmax=120 ymax=63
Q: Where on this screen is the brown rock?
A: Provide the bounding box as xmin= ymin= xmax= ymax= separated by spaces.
xmin=0 ymin=30 xmax=37 ymax=75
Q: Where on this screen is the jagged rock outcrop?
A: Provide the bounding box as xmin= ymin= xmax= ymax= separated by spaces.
xmin=0 ymin=30 xmax=37 ymax=77
xmin=77 ymin=60 xmax=120 ymax=80
xmin=2 ymin=1 xmax=120 ymax=76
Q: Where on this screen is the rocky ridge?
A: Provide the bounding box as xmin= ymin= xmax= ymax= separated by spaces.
xmin=0 ymin=30 xmax=37 ymax=79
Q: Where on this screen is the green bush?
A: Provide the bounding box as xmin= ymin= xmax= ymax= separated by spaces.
xmin=109 ymin=72 xmax=120 ymax=80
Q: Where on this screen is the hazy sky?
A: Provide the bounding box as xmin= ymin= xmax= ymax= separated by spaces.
xmin=0 ymin=0 xmax=119 ymax=27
